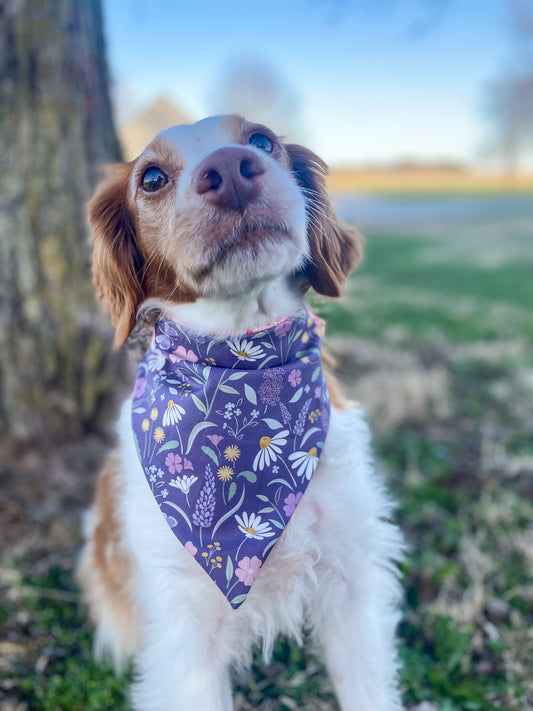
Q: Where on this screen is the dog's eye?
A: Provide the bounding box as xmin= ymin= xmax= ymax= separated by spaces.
xmin=249 ymin=133 xmax=273 ymax=154
xmin=141 ymin=167 xmax=168 ymax=192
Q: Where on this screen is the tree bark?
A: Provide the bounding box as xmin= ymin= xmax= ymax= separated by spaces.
xmin=0 ymin=0 xmax=122 ymax=440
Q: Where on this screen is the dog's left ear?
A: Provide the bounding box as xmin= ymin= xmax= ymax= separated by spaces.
xmin=286 ymin=144 xmax=362 ymax=297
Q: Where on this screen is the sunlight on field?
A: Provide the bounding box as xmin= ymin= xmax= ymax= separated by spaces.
xmin=327 ymin=168 xmax=533 ymax=194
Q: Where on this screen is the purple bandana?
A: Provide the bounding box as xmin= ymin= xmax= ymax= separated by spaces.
xmin=131 ymin=309 xmax=330 ymax=608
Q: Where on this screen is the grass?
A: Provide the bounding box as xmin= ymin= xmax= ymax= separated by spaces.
xmin=319 ymin=202 xmax=533 ymax=710
xmin=1 ymin=197 xmax=532 ymax=710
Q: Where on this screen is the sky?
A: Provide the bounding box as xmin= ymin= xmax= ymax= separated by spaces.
xmin=103 ymin=0 xmax=523 ymax=168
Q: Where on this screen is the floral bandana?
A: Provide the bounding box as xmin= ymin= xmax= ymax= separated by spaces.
xmin=131 ymin=309 xmax=330 ymax=608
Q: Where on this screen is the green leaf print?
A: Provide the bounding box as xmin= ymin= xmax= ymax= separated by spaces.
xmin=201 ymin=445 xmax=219 ymax=466
xmin=191 ymin=394 xmax=207 ymax=414
xmin=237 ymin=470 xmax=257 ymax=483
xmin=157 ymin=440 xmax=181 ymax=454
xmin=185 ymin=421 xmax=216 ymax=454
xmin=226 ymin=556 xmax=234 ymax=586
xmin=244 ymin=383 xmax=257 ymax=405
xmin=228 ymin=481 xmax=237 ymax=502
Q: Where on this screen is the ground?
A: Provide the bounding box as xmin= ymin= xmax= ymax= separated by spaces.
xmin=1 ymin=197 xmax=532 ymax=710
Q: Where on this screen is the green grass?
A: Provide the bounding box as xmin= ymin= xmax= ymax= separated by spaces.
xmin=2 ymin=204 xmax=532 ymax=710
xmin=317 ymin=214 xmax=533 ymax=709
xmin=319 ymin=225 xmax=533 ymax=345
xmin=3 ymin=565 xmax=131 ymax=711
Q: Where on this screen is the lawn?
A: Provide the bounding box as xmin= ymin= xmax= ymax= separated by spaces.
xmin=1 ymin=196 xmax=532 ymax=710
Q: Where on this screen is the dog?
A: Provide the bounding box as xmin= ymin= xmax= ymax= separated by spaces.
xmin=77 ymin=115 xmax=404 ymax=711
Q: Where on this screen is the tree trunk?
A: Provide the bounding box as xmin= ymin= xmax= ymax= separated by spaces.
xmin=0 ymin=0 xmax=122 ymax=440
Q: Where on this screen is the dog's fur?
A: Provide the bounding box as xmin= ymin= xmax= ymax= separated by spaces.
xmin=77 ymin=115 xmax=404 ymax=711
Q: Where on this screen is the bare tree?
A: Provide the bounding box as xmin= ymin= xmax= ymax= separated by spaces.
xmin=0 ymin=0 xmax=121 ymax=440
xmin=486 ymin=72 xmax=533 ymax=172
xmin=485 ymin=1 xmax=533 ymax=171
xmin=209 ymin=56 xmax=302 ymax=139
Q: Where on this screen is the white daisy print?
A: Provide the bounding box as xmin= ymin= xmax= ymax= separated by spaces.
xmin=162 ymin=399 xmax=186 ymax=426
xmin=227 ymin=338 xmax=265 ymax=362
xmin=288 ymin=447 xmax=319 ymax=480
xmin=169 ymin=474 xmax=198 ymax=494
xmin=252 ymin=430 xmax=289 ymax=471
xmin=235 ymin=512 xmax=275 ymax=540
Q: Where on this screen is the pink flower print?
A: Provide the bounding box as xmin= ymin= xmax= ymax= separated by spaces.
xmin=184 ymin=541 xmax=197 ymax=556
xmin=183 ymin=456 xmax=193 ymax=471
xmin=165 ymin=452 xmax=183 ymax=475
xmin=207 ymin=434 xmax=224 ymax=446
xmin=274 ymin=319 xmax=292 ymax=337
xmin=283 ymin=492 xmax=303 ymax=517
xmin=169 ymin=345 xmax=199 ymax=364
xmin=288 ymin=369 xmax=302 ymax=388
xmin=314 ymin=386 xmax=322 ymax=399
xmin=133 ymin=376 xmax=146 ymax=398
xmin=235 ymin=556 xmax=263 ymax=586
xmin=312 ymin=314 xmax=326 ymax=337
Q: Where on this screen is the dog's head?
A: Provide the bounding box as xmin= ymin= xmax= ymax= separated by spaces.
xmin=89 ymin=115 xmax=361 ymax=346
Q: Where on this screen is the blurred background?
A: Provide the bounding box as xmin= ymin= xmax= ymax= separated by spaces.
xmin=1 ymin=1 xmax=532 ymax=709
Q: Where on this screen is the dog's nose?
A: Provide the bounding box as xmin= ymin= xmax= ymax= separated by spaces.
xmin=192 ymin=147 xmax=266 ymax=211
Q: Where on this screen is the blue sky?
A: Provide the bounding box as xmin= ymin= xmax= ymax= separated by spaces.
xmin=103 ymin=0 xmax=518 ymax=167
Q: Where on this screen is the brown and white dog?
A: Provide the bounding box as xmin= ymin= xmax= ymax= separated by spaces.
xmin=77 ymin=115 xmax=403 ymax=711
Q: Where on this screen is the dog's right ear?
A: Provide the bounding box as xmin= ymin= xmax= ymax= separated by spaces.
xmin=285 ymin=143 xmax=362 ymax=297
xmin=89 ymin=163 xmax=145 ymax=348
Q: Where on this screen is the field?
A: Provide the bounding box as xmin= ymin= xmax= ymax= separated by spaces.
xmin=327 ymin=167 xmax=533 ymax=195
xmin=1 ymin=193 xmax=532 ymax=710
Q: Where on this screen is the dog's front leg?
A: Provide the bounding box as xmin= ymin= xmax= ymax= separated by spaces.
xmin=306 ymin=408 xmax=404 ymax=711
xmin=128 ymin=558 xmax=235 ymax=711
xmin=312 ymin=547 xmax=403 ymax=711
xmin=131 ymin=612 xmax=234 ymax=711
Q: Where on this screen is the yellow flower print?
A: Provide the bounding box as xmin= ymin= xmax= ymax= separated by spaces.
xmin=154 ymin=426 xmax=165 ymax=443
xmin=141 ymin=418 xmax=150 ymax=432
xmin=217 ymin=465 xmax=234 ymax=482
xmin=177 ymin=382 xmax=192 ymax=396
xmin=150 ymin=407 xmax=159 ymax=421
xmin=224 ymin=444 xmax=241 ymax=462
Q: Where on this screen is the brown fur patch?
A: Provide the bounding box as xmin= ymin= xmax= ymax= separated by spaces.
xmin=285 ymin=143 xmax=363 ymax=297
xmin=141 ymin=136 xmax=184 ymax=173
xmin=89 ymin=160 xmax=197 ymax=347
xmin=90 ymin=163 xmax=145 ymax=347
xmin=77 ymin=450 xmax=141 ymax=660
